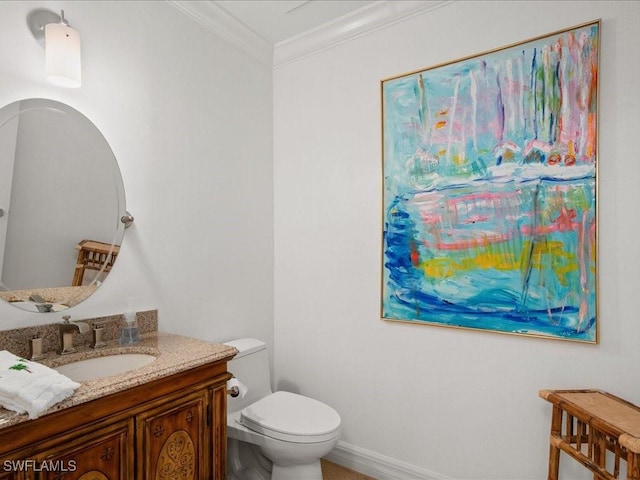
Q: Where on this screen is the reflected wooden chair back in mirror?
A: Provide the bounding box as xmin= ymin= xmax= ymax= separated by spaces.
xmin=72 ymin=239 xmax=121 ymax=287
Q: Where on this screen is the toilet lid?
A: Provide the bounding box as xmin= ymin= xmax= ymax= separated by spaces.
xmin=240 ymin=391 xmax=341 ymax=443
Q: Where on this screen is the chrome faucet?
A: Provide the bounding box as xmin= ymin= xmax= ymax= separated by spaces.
xmin=58 ymin=315 xmax=90 ymax=355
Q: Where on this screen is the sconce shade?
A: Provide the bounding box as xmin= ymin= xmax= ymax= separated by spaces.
xmin=45 ymin=23 xmax=81 ymax=88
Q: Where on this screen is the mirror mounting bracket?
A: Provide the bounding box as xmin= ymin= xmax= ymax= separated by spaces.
xmin=121 ymin=211 xmax=135 ymax=229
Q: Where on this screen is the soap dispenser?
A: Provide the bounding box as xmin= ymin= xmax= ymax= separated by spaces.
xmin=119 ymin=303 xmax=140 ymax=345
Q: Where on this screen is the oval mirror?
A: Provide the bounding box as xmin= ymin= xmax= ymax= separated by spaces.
xmin=0 ymin=98 xmax=127 ymax=313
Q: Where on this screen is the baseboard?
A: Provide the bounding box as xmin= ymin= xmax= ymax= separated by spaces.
xmin=324 ymin=441 xmax=451 ymax=480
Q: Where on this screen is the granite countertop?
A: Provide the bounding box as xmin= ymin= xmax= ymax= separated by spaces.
xmin=0 ymin=332 xmax=237 ymax=430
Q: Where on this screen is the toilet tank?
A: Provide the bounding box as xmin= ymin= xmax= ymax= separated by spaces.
xmin=224 ymin=338 xmax=273 ymax=414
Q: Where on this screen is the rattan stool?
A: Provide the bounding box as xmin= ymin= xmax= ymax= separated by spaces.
xmin=540 ymin=389 xmax=640 ymax=480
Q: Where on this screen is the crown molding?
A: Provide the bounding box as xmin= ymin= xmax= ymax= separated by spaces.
xmin=273 ymin=0 xmax=453 ymax=69
xmin=166 ymin=1 xmax=273 ymax=68
xmin=167 ymin=1 xmax=453 ymax=70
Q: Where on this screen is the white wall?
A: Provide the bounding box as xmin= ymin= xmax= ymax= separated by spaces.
xmin=273 ymin=1 xmax=640 ymax=479
xmin=0 ymin=1 xmax=274 ymax=347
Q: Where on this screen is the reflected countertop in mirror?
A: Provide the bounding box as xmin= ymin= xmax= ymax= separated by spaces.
xmin=0 ymin=98 xmax=128 ymax=313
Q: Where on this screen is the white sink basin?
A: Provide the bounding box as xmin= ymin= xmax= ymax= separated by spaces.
xmin=54 ymin=353 xmax=157 ymax=382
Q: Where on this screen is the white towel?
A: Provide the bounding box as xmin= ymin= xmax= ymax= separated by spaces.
xmin=0 ymin=350 xmax=80 ymax=419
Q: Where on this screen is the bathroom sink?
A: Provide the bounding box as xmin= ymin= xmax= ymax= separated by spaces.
xmin=54 ymin=353 xmax=157 ymax=382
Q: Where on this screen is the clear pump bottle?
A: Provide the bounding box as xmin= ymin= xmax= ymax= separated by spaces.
xmin=119 ymin=305 xmax=140 ymax=345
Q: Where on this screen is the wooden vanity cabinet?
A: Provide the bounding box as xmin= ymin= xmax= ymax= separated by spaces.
xmin=0 ymin=359 xmax=232 ymax=480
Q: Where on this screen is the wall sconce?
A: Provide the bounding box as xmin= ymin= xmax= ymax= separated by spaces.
xmin=27 ymin=8 xmax=81 ymax=88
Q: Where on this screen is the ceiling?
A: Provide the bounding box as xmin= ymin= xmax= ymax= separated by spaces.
xmin=213 ymin=0 xmax=377 ymax=44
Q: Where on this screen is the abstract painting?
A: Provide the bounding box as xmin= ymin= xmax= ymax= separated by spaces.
xmin=381 ymin=21 xmax=599 ymax=342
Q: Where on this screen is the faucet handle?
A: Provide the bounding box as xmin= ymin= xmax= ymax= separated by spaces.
xmin=91 ymin=324 xmax=107 ymax=349
xmin=29 ymin=336 xmax=45 ymax=361
xmin=62 ymin=315 xmax=71 ymax=323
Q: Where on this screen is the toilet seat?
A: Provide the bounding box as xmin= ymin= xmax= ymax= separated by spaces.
xmin=240 ymin=391 xmax=341 ymax=443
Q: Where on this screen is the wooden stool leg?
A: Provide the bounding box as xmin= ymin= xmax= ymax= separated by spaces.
xmin=548 ymin=405 xmax=562 ymax=480
xmin=593 ymin=430 xmax=606 ymax=480
xmin=628 ymin=452 xmax=640 ymax=480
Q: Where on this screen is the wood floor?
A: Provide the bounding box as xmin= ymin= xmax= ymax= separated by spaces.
xmin=321 ymin=460 xmax=376 ymax=480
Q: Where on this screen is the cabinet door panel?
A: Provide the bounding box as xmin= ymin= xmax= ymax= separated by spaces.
xmin=136 ymin=390 xmax=209 ymax=480
xmin=33 ymin=420 xmax=133 ymax=480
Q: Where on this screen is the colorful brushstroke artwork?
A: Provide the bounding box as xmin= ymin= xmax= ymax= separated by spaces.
xmin=381 ymin=21 xmax=599 ymax=342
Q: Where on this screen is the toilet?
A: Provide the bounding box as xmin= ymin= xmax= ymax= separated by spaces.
xmin=224 ymin=338 xmax=342 ymax=480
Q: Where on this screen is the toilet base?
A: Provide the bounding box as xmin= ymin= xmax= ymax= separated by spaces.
xmin=272 ymin=460 xmax=322 ymax=480
xmin=228 ymin=438 xmax=271 ymax=480
xmin=228 ymin=403 xmax=340 ymax=480
xmin=228 ymin=437 xmax=323 ymax=480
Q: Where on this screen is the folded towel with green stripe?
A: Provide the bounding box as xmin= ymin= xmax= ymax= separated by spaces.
xmin=0 ymin=350 xmax=80 ymax=419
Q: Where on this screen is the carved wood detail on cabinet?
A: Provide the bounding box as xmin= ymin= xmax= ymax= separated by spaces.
xmin=155 ymin=431 xmax=195 ymax=479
